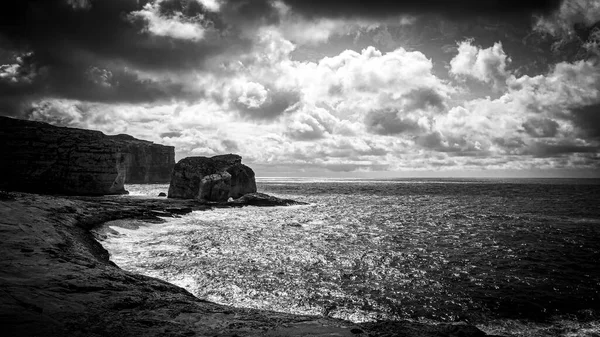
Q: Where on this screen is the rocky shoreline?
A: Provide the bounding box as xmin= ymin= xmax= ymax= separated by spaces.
xmin=0 ymin=191 xmax=493 ymax=337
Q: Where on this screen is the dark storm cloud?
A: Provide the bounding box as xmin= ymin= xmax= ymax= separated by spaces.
xmin=365 ymin=109 xmax=422 ymax=135
xmin=0 ymin=0 xmax=263 ymax=71
xmin=401 ymin=88 xmax=446 ymax=112
xmin=160 ymin=131 xmax=183 ymax=138
xmin=0 ymin=0 xmax=274 ymax=116
xmin=525 ymin=141 xmax=599 ymax=157
xmin=365 ymin=88 xmax=446 ymax=135
xmin=235 ymin=90 xmax=300 ymax=120
xmin=522 ymin=118 xmax=560 ymax=138
xmin=570 ymin=103 xmax=600 ymax=139
xmin=280 ymin=0 xmax=562 ymax=19
xmin=221 ymin=139 xmax=240 ymax=152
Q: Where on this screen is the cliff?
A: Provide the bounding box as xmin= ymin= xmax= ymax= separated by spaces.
xmin=112 ymin=134 xmax=175 ymax=184
xmin=168 ymin=154 xmax=257 ymax=202
xmin=0 ymin=116 xmax=175 ymax=195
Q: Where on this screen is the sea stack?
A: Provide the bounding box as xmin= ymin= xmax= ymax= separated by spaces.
xmin=0 ymin=116 xmax=175 ymax=195
xmin=167 ymin=154 xmax=257 ymax=202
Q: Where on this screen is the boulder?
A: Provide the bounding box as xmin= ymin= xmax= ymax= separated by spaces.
xmin=0 ymin=116 xmax=175 ymax=195
xmin=167 ymin=154 xmax=257 ymax=202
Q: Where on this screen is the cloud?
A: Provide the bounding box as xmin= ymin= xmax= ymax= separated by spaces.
xmin=0 ymin=0 xmax=598 ymax=175
xmin=570 ymin=103 xmax=600 ymax=139
xmin=0 ymin=0 xmax=273 ymax=116
xmin=522 ymin=118 xmax=560 ymax=137
xmin=530 ymin=0 xmax=600 ymax=61
xmin=427 ymin=55 xmax=600 ymax=163
xmin=197 ymin=0 xmax=222 ymax=12
xmin=364 ymin=86 xmax=446 ymax=137
xmin=160 ymin=131 xmax=183 ymax=138
xmin=285 ymin=108 xmax=334 ymax=141
xmin=279 ymin=0 xmax=561 ymax=20
xmin=233 ymin=88 xmax=300 ymax=120
xmin=450 ymin=40 xmax=511 ymax=88
xmin=129 ymin=2 xmax=208 ymax=41
xmin=507 ymin=59 xmax=600 ymax=137
xmin=25 ymin=99 xmax=85 ymax=126
xmin=365 ymin=108 xmax=424 ymax=135
xmin=293 ymin=46 xmax=452 ymax=114
xmin=520 ymin=139 xmax=599 ymax=158
xmin=271 ymin=2 xmax=416 ymax=46
xmin=534 ymin=0 xmax=600 ymax=40
xmin=283 ymin=106 xmax=362 ymax=141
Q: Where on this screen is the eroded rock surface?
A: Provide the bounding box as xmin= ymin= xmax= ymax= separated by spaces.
xmin=0 ymin=116 xmax=175 ymax=195
xmin=168 ymin=154 xmax=257 ymax=202
xmin=0 ymin=192 xmax=494 ymax=337
xmin=230 ymin=192 xmax=308 ymax=206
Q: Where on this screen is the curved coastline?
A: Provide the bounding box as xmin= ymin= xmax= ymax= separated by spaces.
xmin=0 ymin=191 xmax=491 ymax=337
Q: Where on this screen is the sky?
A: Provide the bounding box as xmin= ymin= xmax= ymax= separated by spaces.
xmin=1 ymin=0 xmax=599 ymax=178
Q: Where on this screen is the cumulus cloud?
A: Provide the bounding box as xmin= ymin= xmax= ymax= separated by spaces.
xmin=507 ymin=59 xmax=600 ymax=135
xmin=129 ymin=2 xmax=208 ymax=41
xmin=292 ymin=46 xmax=452 ymax=116
xmin=430 ymin=55 xmax=600 ymax=163
xmin=450 ymin=40 xmax=511 ymax=88
xmin=285 ymin=107 xmax=336 ymax=140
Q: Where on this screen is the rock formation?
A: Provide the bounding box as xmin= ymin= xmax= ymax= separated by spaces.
xmin=116 ymin=134 xmax=175 ymax=184
xmin=0 ymin=116 xmax=175 ymax=195
xmin=229 ymin=192 xmax=307 ymax=206
xmin=168 ymin=154 xmax=257 ymax=201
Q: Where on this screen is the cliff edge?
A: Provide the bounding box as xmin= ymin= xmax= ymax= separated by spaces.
xmin=0 ymin=116 xmax=175 ymax=195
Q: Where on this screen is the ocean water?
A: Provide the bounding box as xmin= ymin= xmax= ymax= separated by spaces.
xmin=102 ymin=178 xmax=600 ymax=336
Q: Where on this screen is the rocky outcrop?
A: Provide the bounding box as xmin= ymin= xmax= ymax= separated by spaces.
xmin=0 ymin=116 xmax=175 ymax=195
xmin=229 ymin=192 xmax=307 ymax=207
xmin=168 ymin=154 xmax=257 ymax=201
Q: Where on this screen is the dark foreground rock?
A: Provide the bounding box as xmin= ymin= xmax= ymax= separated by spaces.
xmin=168 ymin=154 xmax=257 ymax=202
xmin=0 ymin=192 xmax=493 ymax=337
xmin=0 ymin=116 xmax=174 ymax=195
xmin=229 ymin=192 xmax=308 ymax=206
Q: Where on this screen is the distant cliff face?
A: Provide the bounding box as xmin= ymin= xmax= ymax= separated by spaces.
xmin=0 ymin=116 xmax=175 ymax=195
xmin=168 ymin=154 xmax=257 ymax=201
xmin=120 ymin=137 xmax=175 ymax=184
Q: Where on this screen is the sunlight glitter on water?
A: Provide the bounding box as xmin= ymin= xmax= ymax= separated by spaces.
xmin=109 ymin=180 xmax=600 ymax=336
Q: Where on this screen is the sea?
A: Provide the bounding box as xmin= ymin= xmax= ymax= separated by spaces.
xmin=100 ymin=178 xmax=600 ymax=336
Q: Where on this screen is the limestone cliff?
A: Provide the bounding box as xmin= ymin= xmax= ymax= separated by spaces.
xmin=168 ymin=154 xmax=257 ymax=201
xmin=114 ymin=134 xmax=175 ymax=184
xmin=0 ymin=116 xmax=174 ymax=195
